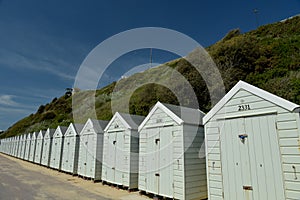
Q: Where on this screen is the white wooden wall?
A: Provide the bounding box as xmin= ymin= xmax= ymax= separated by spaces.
xmin=41 ymin=135 xmax=52 ymax=166
xmin=205 ymin=89 xmax=300 ymax=200
xmin=139 ymin=106 xmax=206 ymax=199
xmin=24 ymin=134 xmax=31 ymax=161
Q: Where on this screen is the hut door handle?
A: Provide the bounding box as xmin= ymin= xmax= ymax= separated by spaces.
xmin=239 ymin=134 xmax=248 ymax=143
xmin=155 ymin=173 xmax=160 ymax=177
xmin=243 ymin=186 xmax=253 ymax=190
xmin=113 ymin=141 xmax=116 ymax=145
xmin=155 ymin=139 xmax=160 ymax=144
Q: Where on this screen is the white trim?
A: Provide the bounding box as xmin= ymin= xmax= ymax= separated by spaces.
xmin=79 ymin=118 xmax=92 ymax=135
xmin=104 ymin=112 xmax=131 ymax=132
xmin=138 ymin=101 xmax=183 ymax=132
xmin=203 ymin=81 xmax=300 ymax=124
xmin=216 ymin=110 xmax=277 ymax=120
xmin=64 ymin=123 xmax=76 ymax=137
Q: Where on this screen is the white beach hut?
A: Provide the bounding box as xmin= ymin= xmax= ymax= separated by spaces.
xmin=49 ymin=126 xmax=67 ymax=170
xmin=203 ymin=81 xmax=300 ymax=200
xmin=102 ymin=112 xmax=145 ymax=189
xmin=78 ymin=119 xmax=108 ymax=181
xmin=34 ymin=130 xmax=46 ymax=164
xmin=138 ymin=102 xmax=207 ymax=199
xmin=24 ymin=133 xmax=31 ymax=161
xmin=61 ymin=123 xmax=84 ymax=174
xmin=41 ymin=128 xmax=56 ymax=166
xmin=19 ymin=134 xmax=26 ymax=159
xmin=28 ymin=132 xmax=38 ymax=162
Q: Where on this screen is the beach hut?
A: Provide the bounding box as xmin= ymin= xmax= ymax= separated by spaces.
xmin=49 ymin=126 xmax=67 ymax=170
xmin=1 ymin=138 xmax=5 ymax=154
xmin=41 ymin=128 xmax=56 ymax=166
xmin=78 ymin=119 xmax=108 ymax=181
xmin=102 ymin=112 xmax=144 ymax=189
xmin=61 ymin=123 xmax=84 ymax=174
xmin=14 ymin=135 xmax=20 ymax=157
xmin=4 ymin=138 xmax=10 ymax=155
xmin=2 ymin=138 xmax=8 ymax=154
xmin=9 ymin=136 xmax=14 ymax=156
xmin=34 ymin=130 xmax=46 ymax=164
xmin=17 ymin=135 xmax=23 ymax=158
xmin=18 ymin=134 xmax=26 ymax=159
xmin=203 ymin=80 xmax=300 ymax=200
xmin=3 ymin=138 xmax=9 ymax=155
xmin=138 ymin=102 xmax=207 ymax=200
xmin=10 ymin=136 xmax=15 ymax=156
xmin=28 ymin=132 xmax=38 ymax=162
xmin=11 ymin=136 xmax=18 ymax=157
xmin=24 ymin=133 xmax=31 ymax=161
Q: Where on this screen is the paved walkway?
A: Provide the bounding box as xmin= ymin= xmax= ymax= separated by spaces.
xmin=0 ymin=153 xmax=149 ymax=200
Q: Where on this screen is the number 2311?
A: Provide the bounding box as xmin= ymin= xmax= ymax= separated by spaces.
xmin=238 ymin=104 xmax=250 ymax=111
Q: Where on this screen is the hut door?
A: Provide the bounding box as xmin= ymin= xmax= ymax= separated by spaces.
xmin=52 ymin=139 xmax=58 ymax=166
xmin=146 ymin=128 xmax=160 ymax=194
xmin=81 ymin=135 xmax=88 ymax=177
xmin=221 ymin=115 xmax=284 ymax=200
xmin=108 ymin=132 xmax=117 ymax=182
xmin=115 ymin=131 xmax=124 ymax=185
xmin=87 ymin=135 xmax=95 ymax=178
xmin=244 ymin=115 xmax=285 ymax=200
xmin=69 ymin=137 xmax=74 ymax=170
xmin=159 ymin=126 xmax=174 ymax=198
xmin=68 ymin=137 xmax=72 ymax=170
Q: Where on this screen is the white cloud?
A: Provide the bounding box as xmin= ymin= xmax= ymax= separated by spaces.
xmin=0 ymin=48 xmax=76 ymax=80
xmin=0 ymin=95 xmax=19 ymax=106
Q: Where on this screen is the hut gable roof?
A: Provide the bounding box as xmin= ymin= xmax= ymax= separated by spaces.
xmin=104 ymin=112 xmax=145 ymax=131
xmin=138 ymin=101 xmax=204 ymax=131
xmin=203 ymin=80 xmax=300 ymax=124
xmin=65 ymin=123 xmax=84 ymax=136
xmin=31 ymin=132 xmax=38 ymax=140
xmin=80 ymin=119 xmax=109 ymax=135
xmin=44 ymin=128 xmax=56 ymax=139
xmin=37 ymin=130 xmax=46 ymax=139
xmin=53 ymin=126 xmax=68 ymax=138
xmin=26 ymin=133 xmax=32 ymax=140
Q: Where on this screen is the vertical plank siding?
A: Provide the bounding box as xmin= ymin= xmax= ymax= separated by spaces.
xmin=204 ymin=82 xmax=300 ymax=200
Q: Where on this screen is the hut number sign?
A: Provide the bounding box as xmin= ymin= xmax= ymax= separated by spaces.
xmin=238 ymin=104 xmax=251 ymax=111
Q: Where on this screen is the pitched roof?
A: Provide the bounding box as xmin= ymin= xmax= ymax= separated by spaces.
xmin=80 ymin=119 xmax=109 ymax=134
xmin=74 ymin=123 xmax=84 ymax=133
xmin=26 ymin=133 xmax=31 ymax=140
xmin=65 ymin=123 xmax=84 ymax=136
xmin=53 ymin=126 xmax=68 ymax=137
xmin=45 ymin=128 xmax=56 ymax=138
xmin=203 ymin=80 xmax=300 ymax=124
xmin=138 ymin=101 xmax=205 ymax=131
xmin=37 ymin=130 xmax=46 ymax=139
xmin=104 ymin=112 xmax=145 ymax=131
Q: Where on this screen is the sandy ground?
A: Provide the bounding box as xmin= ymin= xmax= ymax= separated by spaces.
xmin=0 ymin=153 xmax=150 ymax=200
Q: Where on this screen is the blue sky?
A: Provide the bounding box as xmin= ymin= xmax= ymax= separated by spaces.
xmin=0 ymin=0 xmax=299 ymax=130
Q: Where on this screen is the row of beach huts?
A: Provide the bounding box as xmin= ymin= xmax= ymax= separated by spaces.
xmin=1 ymin=81 xmax=300 ymax=200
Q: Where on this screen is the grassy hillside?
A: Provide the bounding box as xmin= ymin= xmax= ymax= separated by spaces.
xmin=2 ymin=16 xmax=300 ymax=138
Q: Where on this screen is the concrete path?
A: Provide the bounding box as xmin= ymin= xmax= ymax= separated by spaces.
xmin=0 ymin=153 xmax=149 ymax=200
